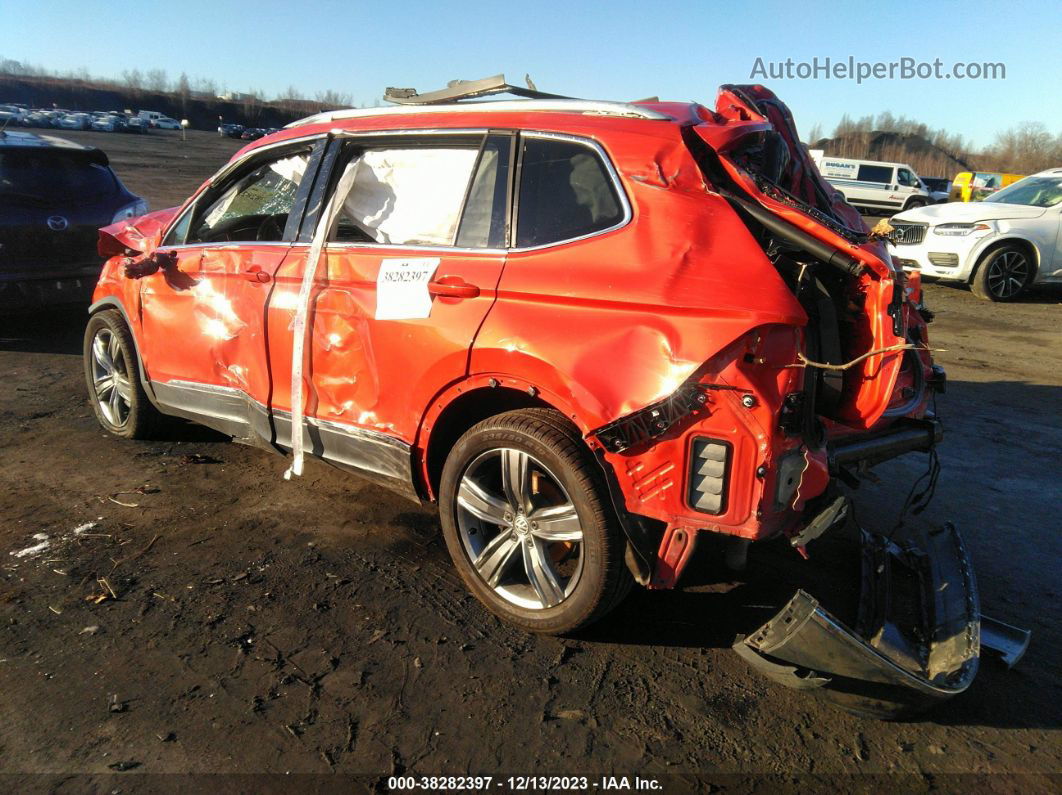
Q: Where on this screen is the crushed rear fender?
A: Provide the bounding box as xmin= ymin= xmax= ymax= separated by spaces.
xmin=736 ymin=522 xmax=983 ymax=719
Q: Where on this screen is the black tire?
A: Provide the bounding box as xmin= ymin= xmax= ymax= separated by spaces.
xmin=84 ymin=309 xmax=163 ymax=439
xmin=903 ymin=198 xmax=927 ymax=211
xmin=439 ymin=408 xmax=632 ymax=634
xmin=971 ymin=243 xmax=1034 ymax=302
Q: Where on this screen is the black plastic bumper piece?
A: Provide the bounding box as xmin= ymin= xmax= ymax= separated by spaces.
xmin=829 ymin=418 xmax=942 ymax=471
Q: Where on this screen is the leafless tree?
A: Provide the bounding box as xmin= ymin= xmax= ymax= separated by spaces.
xmin=121 ymin=68 xmax=144 ymax=93
xmin=315 ymin=89 xmax=353 ymax=109
xmin=177 ymin=72 xmax=191 ymax=114
xmin=987 ymin=122 xmax=1062 ymax=174
xmin=145 ymin=68 xmax=169 ymax=93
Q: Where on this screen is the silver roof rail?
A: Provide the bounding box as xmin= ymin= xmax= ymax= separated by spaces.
xmin=285 ymin=100 xmax=671 ymax=129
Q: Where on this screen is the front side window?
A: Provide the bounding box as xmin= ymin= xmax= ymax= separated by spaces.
xmin=330 ymin=145 xmax=480 ymax=246
xmin=183 ymin=148 xmax=312 ymax=244
xmin=515 ymin=137 xmax=624 ymax=248
xmin=897 ymin=169 xmax=918 ymax=187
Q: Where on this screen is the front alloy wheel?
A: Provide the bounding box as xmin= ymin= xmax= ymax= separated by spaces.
xmin=89 ymin=328 xmax=134 ymax=428
xmin=973 ymin=245 xmax=1033 ymax=301
xmin=439 ymin=409 xmax=632 ymax=634
xmin=83 ymin=310 xmax=163 ymax=439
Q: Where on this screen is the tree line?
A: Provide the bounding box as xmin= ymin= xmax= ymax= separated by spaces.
xmin=807 ymin=112 xmax=1062 ymax=178
xmin=0 ymin=55 xmax=356 ymax=116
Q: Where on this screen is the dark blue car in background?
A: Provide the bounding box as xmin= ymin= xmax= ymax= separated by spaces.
xmin=0 ymin=130 xmax=146 ymax=308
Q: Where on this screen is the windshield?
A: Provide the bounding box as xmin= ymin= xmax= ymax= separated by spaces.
xmin=0 ymin=150 xmax=119 ymax=203
xmin=983 ymin=176 xmax=1062 ymax=207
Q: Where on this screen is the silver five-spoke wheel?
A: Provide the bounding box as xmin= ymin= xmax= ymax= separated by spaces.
xmin=456 ymin=448 xmax=584 ymax=610
xmin=90 ymin=328 xmax=134 ymax=428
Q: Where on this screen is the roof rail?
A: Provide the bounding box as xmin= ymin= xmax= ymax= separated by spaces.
xmin=384 ymin=73 xmax=572 ymax=105
xmin=285 ymin=100 xmax=671 ymax=129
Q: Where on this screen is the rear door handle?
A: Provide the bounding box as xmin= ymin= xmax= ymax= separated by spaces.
xmin=242 ymin=265 xmax=271 ymax=283
xmin=428 ymin=276 xmax=479 ymax=299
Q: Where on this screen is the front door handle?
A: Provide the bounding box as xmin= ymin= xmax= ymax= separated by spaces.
xmin=243 ymin=265 xmax=271 ymax=283
xmin=428 ymin=276 xmax=479 ymax=299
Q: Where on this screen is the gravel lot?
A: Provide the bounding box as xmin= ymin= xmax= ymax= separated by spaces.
xmin=1 ymin=129 xmax=1059 ymax=791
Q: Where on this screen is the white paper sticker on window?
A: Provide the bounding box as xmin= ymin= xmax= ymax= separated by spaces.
xmin=375 ymin=257 xmax=439 ymax=320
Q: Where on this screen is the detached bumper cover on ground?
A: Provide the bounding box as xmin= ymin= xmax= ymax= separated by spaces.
xmin=735 ymin=523 xmax=1026 ymax=718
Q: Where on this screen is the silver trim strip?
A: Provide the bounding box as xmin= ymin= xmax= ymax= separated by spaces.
xmin=154 ymin=241 xmax=295 ymax=253
xmin=151 ymin=379 xmax=418 ymax=500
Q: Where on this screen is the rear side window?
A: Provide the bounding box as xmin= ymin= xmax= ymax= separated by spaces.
xmin=0 ymin=151 xmax=119 ymax=203
xmin=856 ymin=164 xmax=894 ymax=184
xmin=330 ymin=146 xmax=480 ymax=246
xmin=515 ymin=137 xmax=623 ymax=248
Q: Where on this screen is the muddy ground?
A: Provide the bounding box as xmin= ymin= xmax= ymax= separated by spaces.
xmin=0 ymin=130 xmax=1059 ymax=792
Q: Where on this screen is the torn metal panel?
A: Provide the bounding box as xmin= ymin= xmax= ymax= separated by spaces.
xmin=384 ymin=73 xmax=575 ymax=105
xmin=979 ymin=616 xmax=1031 ymax=668
xmin=97 ymin=207 xmax=179 ymax=258
xmin=284 ymin=158 xmax=362 ymax=479
xmin=737 ymin=524 xmax=983 ymax=718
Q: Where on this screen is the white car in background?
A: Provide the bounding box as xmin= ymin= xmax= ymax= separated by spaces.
xmin=889 ymin=169 xmax=1062 ymax=301
xmin=154 ymin=116 xmax=182 ymax=130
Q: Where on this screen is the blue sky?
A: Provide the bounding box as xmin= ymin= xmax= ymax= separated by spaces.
xmin=2 ymin=0 xmax=1059 ymax=148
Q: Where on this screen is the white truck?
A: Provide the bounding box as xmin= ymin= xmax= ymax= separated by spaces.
xmin=809 ymin=151 xmax=931 ymax=213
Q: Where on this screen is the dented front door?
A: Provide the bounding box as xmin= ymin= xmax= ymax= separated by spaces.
xmin=140 ymin=243 xmax=292 ymax=437
xmin=140 ymin=140 xmax=323 ymax=439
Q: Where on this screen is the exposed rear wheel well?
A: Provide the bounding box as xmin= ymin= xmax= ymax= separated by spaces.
xmin=424 ymin=387 xmax=567 ymax=496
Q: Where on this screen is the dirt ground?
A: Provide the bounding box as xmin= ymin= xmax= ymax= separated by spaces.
xmin=0 ymin=130 xmax=1059 ymax=792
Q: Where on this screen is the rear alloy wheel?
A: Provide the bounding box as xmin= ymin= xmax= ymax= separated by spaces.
xmin=972 ymin=245 xmax=1033 ymax=301
xmin=84 ymin=310 xmax=162 ymax=439
xmin=439 ymin=409 xmax=631 ymax=634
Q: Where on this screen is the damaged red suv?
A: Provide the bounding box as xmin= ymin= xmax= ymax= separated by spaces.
xmin=86 ymin=79 xmax=1014 ymax=717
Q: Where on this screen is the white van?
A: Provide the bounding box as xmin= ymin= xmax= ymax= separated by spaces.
xmin=809 ymin=152 xmax=931 ymax=213
xmin=137 ymin=110 xmax=164 ymax=126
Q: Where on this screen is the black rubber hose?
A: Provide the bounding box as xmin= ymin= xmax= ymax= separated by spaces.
xmin=722 ymin=190 xmax=864 ymax=278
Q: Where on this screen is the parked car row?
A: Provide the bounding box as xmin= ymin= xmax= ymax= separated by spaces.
xmin=1 ymin=103 xmax=186 ymax=134
xmin=217 ymin=123 xmax=281 ymax=139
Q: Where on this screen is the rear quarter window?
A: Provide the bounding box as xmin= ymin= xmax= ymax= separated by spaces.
xmin=515 ymin=137 xmax=624 ymax=248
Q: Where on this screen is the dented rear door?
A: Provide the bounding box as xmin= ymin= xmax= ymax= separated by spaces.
xmin=264 ymin=133 xmax=511 ymax=487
